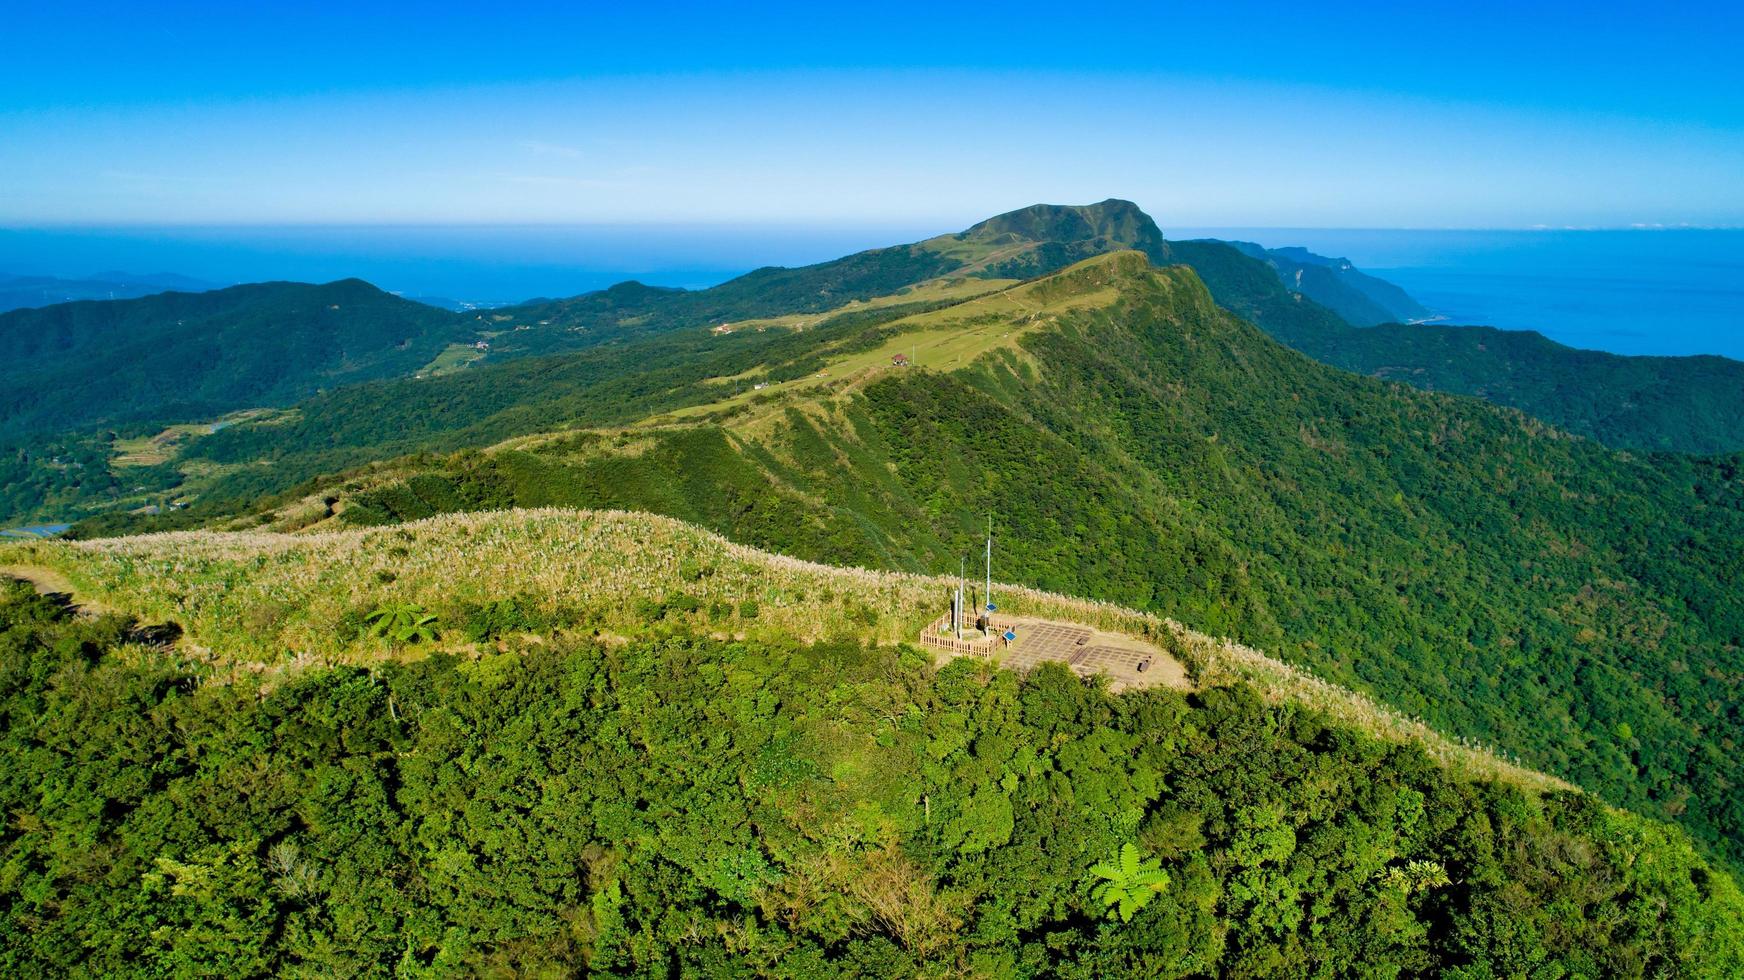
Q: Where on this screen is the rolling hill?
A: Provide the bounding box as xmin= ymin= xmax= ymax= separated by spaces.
xmin=0 ymin=278 xmax=474 ymax=439
xmin=3 ymin=508 xmax=1740 ymax=974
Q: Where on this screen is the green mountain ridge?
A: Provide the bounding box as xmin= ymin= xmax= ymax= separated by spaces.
xmin=1215 ymin=239 xmax=1429 ymax=326
xmin=0 ymin=270 xmax=218 ymax=314
xmin=0 ymin=278 xmax=471 ymax=439
xmin=201 ymin=250 xmax=1744 ymax=873
xmin=6 ymin=198 xmax=1743 ymax=476
xmin=475 ymin=198 xmax=1171 ymax=360
xmin=1170 ymin=237 xmax=1744 ymax=453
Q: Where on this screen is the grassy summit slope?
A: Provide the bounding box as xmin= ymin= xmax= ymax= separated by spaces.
xmin=4 ymin=509 xmax=1743 ymax=975
xmin=290 ymin=252 xmax=1744 ymax=871
xmin=476 ymin=198 xmax=1171 ymax=360
xmin=0 ymin=505 xmax=1554 ymax=791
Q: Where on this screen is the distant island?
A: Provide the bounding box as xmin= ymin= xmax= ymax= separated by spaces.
xmin=0 ymin=271 xmax=217 ymax=313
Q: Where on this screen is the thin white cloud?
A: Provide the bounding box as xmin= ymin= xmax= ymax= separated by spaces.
xmin=494 ymin=173 xmax=623 ymax=190
xmin=520 ymin=140 xmax=589 ymax=160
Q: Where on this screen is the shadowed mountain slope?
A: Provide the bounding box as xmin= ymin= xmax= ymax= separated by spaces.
xmin=1216 ymin=239 xmax=1429 ymax=326
xmin=1171 ymin=238 xmax=1744 ymax=453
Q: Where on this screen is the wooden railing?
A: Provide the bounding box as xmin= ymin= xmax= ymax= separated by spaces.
xmin=917 ymin=614 xmax=1008 ymax=657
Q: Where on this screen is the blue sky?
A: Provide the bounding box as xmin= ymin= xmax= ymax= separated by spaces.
xmin=3 ymin=1 xmax=1742 ymax=228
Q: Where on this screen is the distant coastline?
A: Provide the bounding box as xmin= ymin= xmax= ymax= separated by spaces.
xmin=4 ymin=224 xmax=1739 ymax=360
xmin=1177 ymin=227 xmax=1744 ymax=360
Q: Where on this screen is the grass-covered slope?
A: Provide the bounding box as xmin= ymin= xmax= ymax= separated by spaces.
xmin=0 ymin=506 xmax=1556 ymax=789
xmin=1173 ymin=238 xmax=1744 ymax=453
xmin=0 ymin=278 xmax=473 ymax=439
xmin=2 ymin=522 xmax=1741 ymax=976
xmin=481 ymin=198 xmax=1171 ymax=360
xmin=297 ymin=253 xmax=1744 ymax=872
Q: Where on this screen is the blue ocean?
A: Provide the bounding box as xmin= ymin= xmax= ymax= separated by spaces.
xmin=3 ymin=224 xmax=1741 ymax=360
xmin=1176 ymin=228 xmax=1744 ymax=360
xmin=0 ymin=224 xmax=935 ymax=308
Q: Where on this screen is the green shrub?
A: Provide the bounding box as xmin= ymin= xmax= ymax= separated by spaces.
xmin=460 ymin=596 xmax=546 ymax=643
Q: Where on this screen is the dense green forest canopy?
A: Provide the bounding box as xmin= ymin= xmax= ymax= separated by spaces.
xmin=2 ymin=581 xmax=1739 ymax=976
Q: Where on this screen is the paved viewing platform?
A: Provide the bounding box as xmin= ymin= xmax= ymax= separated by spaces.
xmin=918 ymin=612 xmax=1189 ymax=692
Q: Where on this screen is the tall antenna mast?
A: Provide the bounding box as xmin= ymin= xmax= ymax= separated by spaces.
xmin=956 ymin=555 xmax=966 ymax=640
xmin=985 ymin=515 xmax=993 ymax=615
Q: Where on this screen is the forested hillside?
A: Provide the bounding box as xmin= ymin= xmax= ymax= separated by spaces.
xmin=1215 ymin=240 xmax=1428 ymax=326
xmin=1280 ymin=319 xmax=1744 ymax=455
xmin=7 ymin=210 xmax=1744 ymax=872
xmin=4 ymin=515 xmax=1740 ymax=975
xmin=0 ymin=279 xmax=470 ymax=439
xmin=1174 ymin=239 xmax=1744 ymax=453
xmin=260 ymin=253 xmax=1744 ymax=873
xmin=8 ymin=224 xmax=1744 ymax=974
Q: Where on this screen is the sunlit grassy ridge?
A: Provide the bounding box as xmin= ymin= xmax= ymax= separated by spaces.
xmin=249 ymin=251 xmax=1181 ymax=528
xmin=2 ymin=506 xmax=1567 ymax=792
xmin=645 ymin=253 xmax=1145 ymax=428
xmin=712 ymin=274 xmax=1019 ymax=334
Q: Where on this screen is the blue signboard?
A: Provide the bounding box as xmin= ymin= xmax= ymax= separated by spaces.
xmin=1003 ymin=630 xmax=1016 ymax=642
